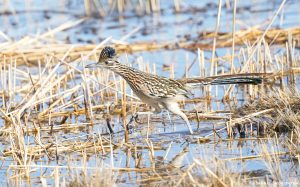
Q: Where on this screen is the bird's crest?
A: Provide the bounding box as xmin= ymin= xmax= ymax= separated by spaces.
xmin=99 ymin=46 xmax=116 ymax=62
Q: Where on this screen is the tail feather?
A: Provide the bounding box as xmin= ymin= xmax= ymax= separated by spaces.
xmin=206 ymin=77 xmax=262 ymax=85
xmin=178 ymin=73 xmax=265 ymax=86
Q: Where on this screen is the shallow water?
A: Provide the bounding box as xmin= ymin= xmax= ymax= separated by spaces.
xmin=1 ymin=0 xmax=300 ymax=185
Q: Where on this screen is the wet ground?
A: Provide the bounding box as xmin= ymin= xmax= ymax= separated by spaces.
xmin=1 ymin=0 xmax=300 ymax=185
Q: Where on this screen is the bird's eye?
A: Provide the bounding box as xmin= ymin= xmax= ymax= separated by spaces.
xmin=105 ymin=61 xmax=109 ymax=65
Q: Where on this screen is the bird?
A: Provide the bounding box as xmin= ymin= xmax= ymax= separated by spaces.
xmin=86 ymin=46 xmax=262 ymax=135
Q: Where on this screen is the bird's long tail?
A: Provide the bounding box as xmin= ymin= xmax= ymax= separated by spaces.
xmin=179 ymin=73 xmax=265 ymax=86
xmin=205 ymin=76 xmax=262 ymax=85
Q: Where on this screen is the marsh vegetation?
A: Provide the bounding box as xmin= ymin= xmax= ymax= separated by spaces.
xmin=0 ymin=0 xmax=300 ymax=186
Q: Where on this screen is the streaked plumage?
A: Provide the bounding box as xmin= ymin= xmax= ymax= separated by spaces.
xmin=85 ymin=46 xmax=262 ymax=135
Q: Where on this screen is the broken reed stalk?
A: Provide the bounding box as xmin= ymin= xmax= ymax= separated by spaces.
xmin=230 ymin=0 xmax=236 ymax=73
xmin=222 ymin=151 xmax=290 ymax=161
xmin=121 ymin=79 xmax=129 ymax=143
xmin=210 ymin=0 xmax=222 ymax=77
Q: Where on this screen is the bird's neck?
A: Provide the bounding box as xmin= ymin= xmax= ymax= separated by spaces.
xmin=110 ymin=63 xmax=138 ymax=76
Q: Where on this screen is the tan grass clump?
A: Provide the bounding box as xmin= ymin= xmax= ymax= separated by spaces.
xmin=63 ymin=168 xmax=115 ymax=187
xmin=234 ymin=88 xmax=300 ymax=134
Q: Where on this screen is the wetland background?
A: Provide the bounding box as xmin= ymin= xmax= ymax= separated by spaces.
xmin=0 ymin=0 xmax=300 ymax=186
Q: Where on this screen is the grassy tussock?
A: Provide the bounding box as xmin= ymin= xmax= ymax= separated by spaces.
xmin=235 ymin=89 xmax=300 ymax=134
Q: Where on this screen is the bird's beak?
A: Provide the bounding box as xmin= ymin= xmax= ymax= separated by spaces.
xmin=85 ymin=63 xmax=101 ymax=69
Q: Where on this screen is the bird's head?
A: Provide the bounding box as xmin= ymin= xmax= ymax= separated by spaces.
xmin=85 ymin=46 xmax=119 ymax=69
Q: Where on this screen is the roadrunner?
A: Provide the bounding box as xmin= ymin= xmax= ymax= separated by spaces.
xmin=86 ymin=46 xmax=262 ymax=134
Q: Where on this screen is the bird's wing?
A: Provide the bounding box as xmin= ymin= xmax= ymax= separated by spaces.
xmin=142 ymin=76 xmax=192 ymax=99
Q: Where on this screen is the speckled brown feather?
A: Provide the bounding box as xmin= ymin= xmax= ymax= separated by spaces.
xmin=110 ymin=63 xmax=190 ymax=99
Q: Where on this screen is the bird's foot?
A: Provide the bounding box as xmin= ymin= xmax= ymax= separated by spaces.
xmin=126 ymin=114 xmax=139 ymax=134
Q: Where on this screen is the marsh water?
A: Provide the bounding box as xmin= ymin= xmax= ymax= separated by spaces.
xmin=1 ymin=0 xmax=300 ymax=185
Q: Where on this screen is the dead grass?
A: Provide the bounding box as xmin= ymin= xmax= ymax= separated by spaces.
xmin=1 ymin=0 xmax=300 ymax=186
xmin=233 ymin=88 xmax=300 ymax=135
xmin=63 ymin=168 xmax=115 ymax=187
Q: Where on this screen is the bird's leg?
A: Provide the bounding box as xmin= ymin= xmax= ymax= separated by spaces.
xmin=161 ymin=110 xmax=167 ymax=129
xmin=127 ymin=103 xmax=160 ymax=131
xmin=136 ymin=111 xmax=153 ymax=124
xmin=162 ymin=101 xmax=194 ymax=135
xmin=165 ymin=110 xmax=175 ymax=132
xmin=129 ymin=111 xmax=154 ymax=125
xmin=126 ymin=113 xmax=139 ymax=133
xmin=126 ymin=111 xmax=152 ymax=134
xmin=134 ymin=103 xmax=161 ymax=121
xmin=127 ymin=102 xmax=162 ymax=133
